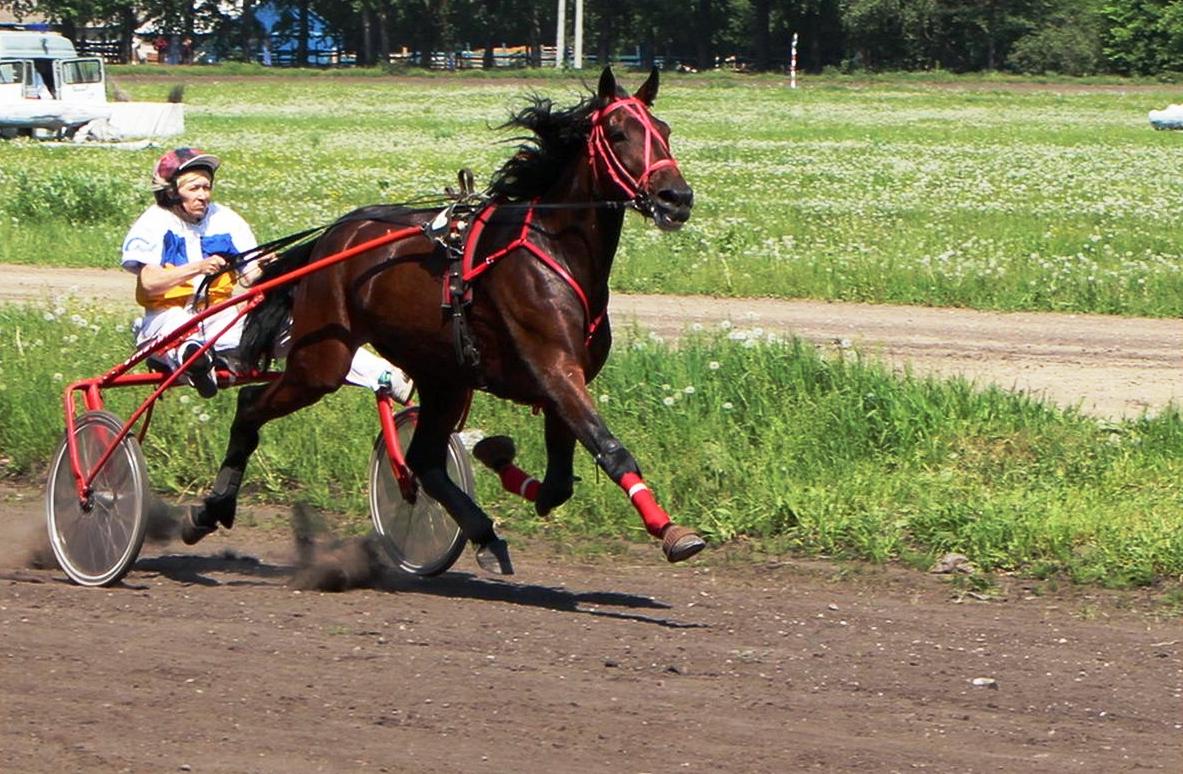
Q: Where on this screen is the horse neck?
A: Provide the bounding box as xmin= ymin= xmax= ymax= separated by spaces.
xmin=535 ymin=152 xmax=627 ymax=287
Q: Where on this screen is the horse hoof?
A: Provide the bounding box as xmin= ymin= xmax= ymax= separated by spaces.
xmin=200 ymin=494 xmax=237 ymax=530
xmin=472 ymin=436 xmax=516 ymax=472
xmin=661 ymin=525 xmax=706 ymax=563
xmin=180 ymin=507 xmax=218 ymax=546
xmin=475 ymin=537 xmax=515 ymax=575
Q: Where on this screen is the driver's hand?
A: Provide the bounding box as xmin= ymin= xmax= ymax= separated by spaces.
xmin=200 ymin=255 xmax=228 ymax=275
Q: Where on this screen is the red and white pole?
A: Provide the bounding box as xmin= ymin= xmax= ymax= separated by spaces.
xmin=790 ymin=32 xmax=798 ymax=89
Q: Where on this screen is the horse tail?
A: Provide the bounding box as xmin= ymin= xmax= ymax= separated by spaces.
xmin=239 ymin=238 xmax=319 ymax=370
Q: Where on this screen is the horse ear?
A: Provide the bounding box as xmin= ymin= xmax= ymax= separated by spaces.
xmin=597 ymin=66 xmax=617 ymax=103
xmin=634 ymin=67 xmax=660 ymax=106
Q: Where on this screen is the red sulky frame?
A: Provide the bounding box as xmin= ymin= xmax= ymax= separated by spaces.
xmin=61 ymin=224 xmax=424 ymax=510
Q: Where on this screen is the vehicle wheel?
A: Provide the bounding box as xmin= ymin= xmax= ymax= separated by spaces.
xmin=45 ymin=410 xmax=149 ymax=587
xmin=369 ymin=407 xmax=471 ymax=576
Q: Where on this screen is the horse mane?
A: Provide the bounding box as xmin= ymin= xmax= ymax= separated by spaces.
xmin=488 ymin=91 xmax=601 ymax=201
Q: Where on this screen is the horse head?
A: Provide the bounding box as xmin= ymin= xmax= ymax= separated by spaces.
xmin=588 ymin=67 xmax=694 ymax=231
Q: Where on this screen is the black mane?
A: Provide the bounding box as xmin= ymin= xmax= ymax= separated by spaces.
xmin=488 ymin=92 xmax=599 ymax=201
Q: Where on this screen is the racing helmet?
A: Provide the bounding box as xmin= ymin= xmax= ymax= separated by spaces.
xmin=151 ymin=147 xmax=221 ymax=196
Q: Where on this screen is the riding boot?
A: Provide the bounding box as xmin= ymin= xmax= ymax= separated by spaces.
xmin=181 ymin=341 xmax=218 ymax=399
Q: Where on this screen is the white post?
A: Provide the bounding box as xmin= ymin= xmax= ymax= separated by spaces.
xmin=574 ymin=0 xmax=584 ymax=70
xmin=555 ymin=0 xmax=566 ymax=69
xmin=790 ymin=32 xmax=798 ymax=89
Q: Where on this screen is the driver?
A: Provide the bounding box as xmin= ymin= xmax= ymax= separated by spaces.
xmin=121 ymin=147 xmax=411 ymax=401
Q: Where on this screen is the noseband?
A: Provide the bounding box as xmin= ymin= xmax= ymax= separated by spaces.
xmin=587 ymin=97 xmax=680 ymax=208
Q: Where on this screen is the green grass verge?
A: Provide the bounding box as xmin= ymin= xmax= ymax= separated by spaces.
xmin=3 ymin=303 xmax=1182 ymax=587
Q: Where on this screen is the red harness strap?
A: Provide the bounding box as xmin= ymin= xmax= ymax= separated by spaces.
xmin=442 ymin=96 xmax=676 ymax=348
xmin=455 ymin=201 xmax=604 ymax=345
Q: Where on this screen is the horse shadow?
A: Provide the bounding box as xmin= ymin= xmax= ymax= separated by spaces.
xmin=133 ymin=549 xmax=289 ymax=588
xmin=131 ymin=549 xmax=705 ymax=630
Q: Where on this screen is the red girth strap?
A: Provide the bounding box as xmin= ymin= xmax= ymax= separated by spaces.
xmin=459 ymin=201 xmax=603 ymax=345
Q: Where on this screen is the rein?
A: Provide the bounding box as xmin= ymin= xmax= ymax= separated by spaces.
xmin=209 ymin=95 xmax=677 ymax=374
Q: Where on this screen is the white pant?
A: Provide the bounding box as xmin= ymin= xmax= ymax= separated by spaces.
xmin=134 ymin=306 xmax=413 ymax=401
xmin=136 ymin=305 xmax=243 ymax=366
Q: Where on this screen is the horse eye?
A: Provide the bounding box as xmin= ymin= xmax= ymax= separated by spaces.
xmin=609 ymin=130 xmax=628 ymax=143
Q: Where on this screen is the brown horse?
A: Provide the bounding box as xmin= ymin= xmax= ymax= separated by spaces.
xmin=184 ymin=67 xmax=703 ymax=573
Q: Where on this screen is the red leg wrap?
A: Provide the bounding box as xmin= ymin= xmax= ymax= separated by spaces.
xmin=498 ymin=465 xmax=540 ymax=502
xmin=619 ymin=472 xmax=670 ymax=537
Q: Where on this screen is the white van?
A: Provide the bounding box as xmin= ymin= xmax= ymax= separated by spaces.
xmin=0 ymin=29 xmax=106 ymax=104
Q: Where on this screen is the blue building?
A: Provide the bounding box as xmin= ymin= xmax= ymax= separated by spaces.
xmin=253 ymin=2 xmax=342 ymax=66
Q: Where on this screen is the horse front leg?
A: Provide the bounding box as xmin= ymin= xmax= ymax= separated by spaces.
xmin=542 ymin=365 xmax=706 ymax=563
xmin=408 ymin=388 xmax=514 ymax=575
xmin=536 ymin=411 xmax=578 ymax=516
xmin=470 ymin=410 xmax=577 ymax=517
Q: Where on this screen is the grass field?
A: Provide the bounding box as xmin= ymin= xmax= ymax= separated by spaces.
xmin=3 ymin=71 xmax=1183 ymax=315
xmin=3 ymin=304 xmax=1183 ymax=588
xmin=3 ymin=71 xmax=1183 ymax=589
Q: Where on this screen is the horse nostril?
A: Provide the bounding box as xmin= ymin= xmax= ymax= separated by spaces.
xmin=658 ymin=187 xmax=694 ymax=209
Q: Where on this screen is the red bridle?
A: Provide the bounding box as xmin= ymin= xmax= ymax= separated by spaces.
xmin=587 ymin=96 xmax=681 ymax=203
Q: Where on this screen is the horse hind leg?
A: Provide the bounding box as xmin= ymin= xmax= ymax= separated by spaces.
xmin=181 ymin=384 xmax=266 ymax=544
xmin=410 ymin=391 xmax=514 ymax=574
xmin=183 ymin=346 xmax=350 ymax=545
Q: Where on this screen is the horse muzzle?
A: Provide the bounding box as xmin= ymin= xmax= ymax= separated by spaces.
xmin=647 ymin=183 xmax=694 ymax=232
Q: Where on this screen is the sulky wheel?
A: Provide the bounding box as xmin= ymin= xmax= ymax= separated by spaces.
xmin=368 ymin=406 xmax=471 ymax=576
xmin=45 ymin=410 xmax=149 ymax=587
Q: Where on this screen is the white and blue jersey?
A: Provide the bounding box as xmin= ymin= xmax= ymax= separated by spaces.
xmin=121 ymin=202 xmax=256 ymax=310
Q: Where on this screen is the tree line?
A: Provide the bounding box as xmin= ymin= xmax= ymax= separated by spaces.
xmin=3 ymin=0 xmax=1183 ymax=76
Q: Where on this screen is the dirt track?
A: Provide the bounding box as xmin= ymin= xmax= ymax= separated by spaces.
xmin=2 ymin=265 xmax=1182 ymax=772
xmin=1 ymin=491 xmax=1181 ymax=774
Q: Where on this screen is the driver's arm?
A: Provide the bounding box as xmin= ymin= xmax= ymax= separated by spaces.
xmin=136 ymin=256 xmax=228 ymax=295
